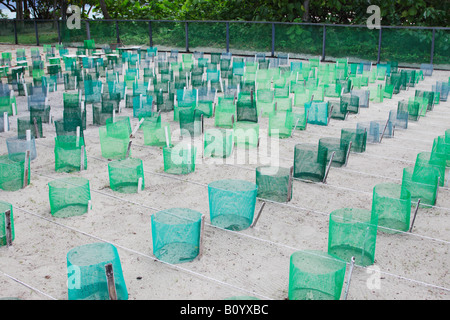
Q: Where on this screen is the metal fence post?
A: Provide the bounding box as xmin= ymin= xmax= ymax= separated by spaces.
xmin=430 ymin=28 xmax=435 ymax=64
xmin=271 ymin=23 xmax=275 ymax=57
xmin=115 ymin=20 xmax=120 ymax=44
xmin=85 ymin=20 xmax=90 ymax=40
xmin=34 ymin=20 xmax=39 ymax=46
xmin=185 ymin=21 xmax=189 ymax=52
xmin=57 ymin=20 xmax=61 ymax=44
xmin=377 ymin=27 xmax=382 ymax=64
xmin=13 ymin=20 xmax=18 ymax=45
xmin=149 ymin=21 xmax=153 ymax=47
xmin=321 ymin=25 xmax=326 ymax=61
xmin=226 ymin=22 xmax=230 ymax=53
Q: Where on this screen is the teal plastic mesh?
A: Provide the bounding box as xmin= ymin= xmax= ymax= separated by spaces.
xmin=163 ymin=144 xmax=197 ymax=175
xmin=66 ymin=242 xmax=128 ymax=300
xmin=293 ymin=143 xmax=328 ymax=182
xmin=54 ymin=136 xmax=88 ymax=173
xmin=0 ymin=153 xmax=30 ymax=191
xmin=151 ymin=208 xmax=203 ymax=264
xmin=48 ymin=177 xmax=91 ymax=218
xmin=108 ymin=158 xmax=145 ymax=194
xmin=208 ymin=179 xmax=257 ymax=231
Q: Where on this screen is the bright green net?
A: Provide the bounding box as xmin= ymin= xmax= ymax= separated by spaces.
xmin=67 ymin=242 xmax=128 ymax=300
xmin=204 ymin=128 xmax=233 ymax=158
xmin=151 ymin=208 xmax=203 ymax=264
xmin=402 ymin=167 xmax=438 ymax=207
xmin=328 ymin=208 xmax=377 ymax=266
xmin=54 ymin=136 xmax=88 ymax=173
xmin=288 ymin=250 xmax=346 ymax=300
xmin=0 ymin=153 xmax=30 ymax=191
xmin=268 ymin=111 xmax=293 ymax=138
xmin=372 ymin=183 xmax=412 ymax=233
xmin=413 ymin=152 xmax=446 ymax=187
xmin=208 ymin=179 xmax=257 ymax=231
xmin=163 ymin=144 xmax=197 ymax=175
xmin=256 ymin=166 xmax=293 ymax=203
xmin=108 ymin=158 xmax=144 ymax=194
xmin=99 ymin=121 xmax=131 ymax=160
xmin=48 ymin=177 xmax=91 ymax=218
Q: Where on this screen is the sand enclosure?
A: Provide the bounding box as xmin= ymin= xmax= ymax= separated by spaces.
xmin=0 ymin=43 xmax=449 ymax=300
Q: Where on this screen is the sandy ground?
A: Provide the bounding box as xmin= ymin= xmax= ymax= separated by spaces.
xmin=0 ymin=43 xmax=449 ymax=301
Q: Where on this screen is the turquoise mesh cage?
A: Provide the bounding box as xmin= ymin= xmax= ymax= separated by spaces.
xmin=304 ymin=101 xmax=330 ymax=126
xmin=208 ymin=179 xmax=257 ymax=231
xmin=256 ymin=166 xmax=293 ymax=203
xmin=66 ymin=242 xmax=128 ymax=300
xmin=99 ymin=121 xmax=131 ymax=160
xmin=328 ymin=208 xmax=377 ymax=267
xmin=293 ymin=143 xmax=328 ymax=182
xmin=163 ymin=144 xmax=197 ymax=175
xmin=0 ymin=153 xmax=30 ymax=191
xmin=0 ymin=201 xmax=15 ymax=246
xmin=204 ymin=128 xmax=233 ymax=158
xmin=340 ymin=128 xmax=367 ymax=153
xmin=48 ymin=177 xmax=91 ymax=218
xmin=372 ymin=183 xmax=411 ymax=233
xmin=151 ymin=208 xmax=203 ymax=264
xmin=288 ymin=250 xmax=347 ymax=300
xmin=108 ymin=158 xmax=145 ymax=194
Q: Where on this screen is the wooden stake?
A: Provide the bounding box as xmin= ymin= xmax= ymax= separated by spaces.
xmin=287 ymin=166 xmax=294 ymax=202
xmin=250 ymin=201 xmax=266 ymax=228
xmin=343 ymin=256 xmax=356 ymax=300
xmin=130 ymin=118 xmax=145 ymax=138
xmin=198 ymin=214 xmax=206 ymax=259
xmin=344 ymin=141 xmax=352 ymax=167
xmin=23 ymin=150 xmax=30 ymax=189
xmin=4 ymin=209 xmax=12 ymax=247
xmin=322 ymin=151 xmax=335 ymax=184
xmin=33 ymin=117 xmax=40 ymax=139
xmin=126 ymin=141 xmax=132 ymax=158
xmin=409 ymin=199 xmax=421 ymax=233
xmin=380 ymin=118 xmax=390 ymax=143
xmin=80 ymin=145 xmax=85 ymax=171
xmin=104 ymin=263 xmax=118 ymax=300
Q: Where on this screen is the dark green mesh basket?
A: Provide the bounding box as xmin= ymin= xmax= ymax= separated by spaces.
xmin=293 ymin=143 xmax=328 ymax=182
xmin=0 ymin=201 xmax=14 ymax=246
xmin=318 ymin=137 xmax=351 ymax=167
xmin=208 ymin=179 xmax=257 ymax=231
xmin=328 ymin=208 xmax=377 ymax=266
xmin=151 ymin=208 xmax=203 ymax=264
xmin=48 ymin=177 xmax=91 ymax=218
xmin=288 ymin=250 xmax=346 ymax=300
xmin=0 ymin=153 xmax=30 ymax=191
xmin=108 ymin=158 xmax=144 ymax=194
xmin=17 ymin=116 xmax=43 ymax=139
xmin=54 ymin=136 xmax=87 ymax=173
xmin=372 ymin=183 xmax=411 ymax=233
xmin=256 ymin=166 xmax=293 ymax=203
xmin=340 ymin=128 xmax=367 ymax=153
xmin=67 ymin=242 xmax=128 ymax=300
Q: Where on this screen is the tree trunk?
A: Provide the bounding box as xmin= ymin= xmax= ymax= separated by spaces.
xmin=17 ymin=0 xmax=23 ymax=20
xmin=98 ymin=0 xmax=111 ymax=19
xmin=302 ymin=0 xmax=310 ymax=22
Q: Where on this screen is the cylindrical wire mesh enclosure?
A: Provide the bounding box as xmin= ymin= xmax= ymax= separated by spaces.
xmin=179 ymin=108 xmax=203 ymax=137
xmin=151 ymin=208 xmax=203 ymax=264
xmin=54 ymin=136 xmax=87 ymax=173
xmin=356 ymin=120 xmax=393 ymax=143
xmin=413 ymin=152 xmax=446 ymax=187
xmin=372 ymin=182 xmax=412 ymax=233
xmin=268 ymin=111 xmax=293 ymax=138
xmin=0 ymin=201 xmax=14 ymax=246
xmin=233 ymin=122 xmax=259 ymax=148
xmin=288 ymin=250 xmax=347 ymax=300
xmin=328 ymin=208 xmax=377 ymax=267
xmin=256 ymin=166 xmax=292 ymax=203
xmin=208 ymin=179 xmax=257 ymax=231
xmin=142 ymin=121 xmax=172 ymax=147
xmin=6 ymin=136 xmax=37 ymax=161
xmin=99 ymin=123 xmax=131 ymax=160
xmin=17 ymin=116 xmax=43 ymax=139
xmin=48 ymin=177 xmax=91 ymax=218
xmin=402 ymin=166 xmax=438 ymax=207
xmin=0 ymin=153 xmax=30 ymax=191
xmin=318 ymin=137 xmax=350 ymax=167
xmin=293 ymin=143 xmax=328 ymax=182
xmin=340 ymin=128 xmax=367 ymax=153
xmin=108 ymin=158 xmax=144 ymax=194
xmin=163 ymin=144 xmax=197 ymax=175
xmin=66 ymin=242 xmax=128 ymax=300
xmin=204 ymin=128 xmax=233 ymax=158
xmin=304 ymin=101 xmax=330 ymax=126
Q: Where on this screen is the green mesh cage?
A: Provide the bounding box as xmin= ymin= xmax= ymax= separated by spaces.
xmin=291 ymin=107 xmax=307 ymax=131
xmin=54 ymin=136 xmax=87 ymax=173
xmin=415 ymin=90 xmax=435 ymax=111
xmin=67 ymin=242 xmax=128 ymax=300
xmin=256 ymin=166 xmax=293 ymax=203
xmin=318 ymin=137 xmax=351 ymax=167
xmin=397 ymin=100 xmax=420 ymax=121
xmin=268 ymin=111 xmax=293 ymax=138
xmin=99 ymin=122 xmax=131 ymax=160
xmin=0 ymin=153 xmax=30 ymax=191
xmin=208 ymin=179 xmax=257 ymax=231
xmin=151 ymin=208 xmax=203 ymax=264
xmin=304 ymin=101 xmax=330 ymax=126
xmin=108 ymin=158 xmax=144 ymax=194
xmin=143 ymin=121 xmax=171 ymax=147
xmin=0 ymin=96 xmax=17 ymax=116
xmin=328 ymin=208 xmax=377 ymax=266
xmin=402 ymin=167 xmax=438 ymax=207
xmin=233 ymin=122 xmax=259 ymax=148
xmin=163 ymin=144 xmax=197 ymax=175
xmin=48 ymin=177 xmax=91 ymax=218
xmin=340 ymin=94 xmax=359 ymax=114
xmin=288 ymin=250 xmax=346 ymax=300
xmin=179 ymin=108 xmax=203 ymax=137
xmin=372 ymin=183 xmax=411 ymax=233
xmin=204 ymin=128 xmax=233 ymax=158
xmin=330 ymin=100 xmax=348 ymax=120
xmin=431 ymin=135 xmax=449 ymax=167
xmin=17 ymin=116 xmax=43 ymax=139
xmin=293 ymin=143 xmax=328 ymax=182
xmin=413 ymin=152 xmax=446 ymax=187
xmin=30 ymin=105 xmax=51 ymax=124
xmin=0 ymin=201 xmax=14 ymax=246
xmin=6 ymin=136 xmax=37 ymax=161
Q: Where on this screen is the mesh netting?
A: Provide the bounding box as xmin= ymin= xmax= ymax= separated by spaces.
xmin=17 ymin=116 xmax=43 ymax=139
xmin=179 ymin=108 xmax=203 ymax=137
xmin=233 ymin=121 xmax=259 ymax=148
xmin=208 ymin=179 xmax=257 ymax=231
xmin=6 ymin=136 xmax=37 ymax=161
xmin=415 ymin=90 xmax=435 ymax=112
xmin=142 ymin=121 xmax=171 ymax=147
xmin=328 ymin=208 xmax=377 ymax=266
xmin=268 ymin=111 xmax=293 ymax=138
xmin=402 ymin=167 xmax=438 ymax=207
xmin=99 ymin=121 xmax=131 ymax=160
xmin=330 ymin=100 xmax=348 ymax=120
xmin=318 ymin=137 xmax=350 ymax=167
xmin=151 ymin=208 xmax=203 ymax=264
xmin=413 ymin=152 xmax=446 ymax=187
xmin=30 ymin=105 xmax=51 ymax=124
xmin=372 ymin=183 xmax=412 ymax=233
xmin=163 ymin=144 xmax=197 ymax=175
xmin=340 ymin=94 xmax=359 ymax=114
xmin=288 ymin=250 xmax=346 ymax=300
xmin=0 ymin=201 xmax=14 ymax=246
xmin=204 ymin=128 xmax=233 ymax=158
xmin=54 ymin=136 xmax=87 ymax=173
xmin=48 ymin=176 xmax=91 ymax=218
xmin=304 ymin=101 xmax=329 ymax=126
xmin=108 ymin=158 xmax=144 ymax=194
xmin=0 ymin=153 xmax=30 ymax=191
xmin=356 ymin=120 xmax=393 ymax=143
xmin=293 ymin=143 xmax=328 ymax=182
xmin=340 ymin=128 xmax=367 ymax=153
xmin=256 ymin=166 xmax=292 ymax=203
xmin=66 ymin=242 xmax=128 ymax=300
